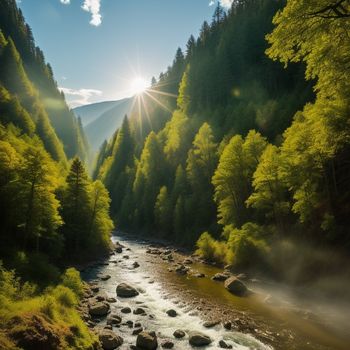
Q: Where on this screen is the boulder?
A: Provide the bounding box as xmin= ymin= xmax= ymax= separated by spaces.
xmin=219 ymin=340 xmax=232 ymax=349
xmin=132 ymin=327 xmax=143 ymax=335
xmin=136 ymin=331 xmax=158 ymax=350
xmin=121 ymin=307 xmax=131 ymax=314
xmin=98 ymin=329 xmax=123 ymax=349
xmin=116 ymin=283 xmax=139 ymax=298
xmin=175 ymin=264 xmax=189 ymax=275
xmin=203 ymin=320 xmax=220 ymax=328
xmin=115 ymin=244 xmax=123 ymax=254
xmin=96 ymin=291 xmax=108 ymax=301
xmin=134 ymin=307 xmax=146 ymax=315
xmin=133 ymin=261 xmax=140 ymax=268
xmin=223 ymin=321 xmax=232 ymax=330
xmin=224 ymin=277 xmax=248 ymax=297
xmin=212 ymin=273 xmax=230 ymax=282
xmin=121 ymin=307 xmax=132 ymax=314
xmin=173 ymin=329 xmax=185 ymax=339
xmin=107 ymin=314 xmax=122 ymax=326
xmin=89 ymin=302 xmax=110 ymax=317
xmin=101 ymin=274 xmax=111 ymax=281
xmin=161 ymin=340 xmax=174 ymax=348
xmin=188 ymin=332 xmax=212 ymax=347
xmin=183 ymin=258 xmax=193 ymax=265
xmin=166 ymin=309 xmax=177 ymax=317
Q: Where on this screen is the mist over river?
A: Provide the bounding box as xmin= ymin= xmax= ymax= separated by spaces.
xmin=80 ymin=233 xmax=350 ymax=350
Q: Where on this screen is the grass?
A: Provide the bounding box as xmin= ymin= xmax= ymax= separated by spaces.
xmin=0 ymin=263 xmax=98 ymax=350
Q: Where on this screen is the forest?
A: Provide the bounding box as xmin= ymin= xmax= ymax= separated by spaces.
xmin=1 ymin=0 xmax=350 ymax=349
xmin=0 ymin=0 xmax=113 ymax=348
xmin=95 ymin=0 xmax=350 ymax=277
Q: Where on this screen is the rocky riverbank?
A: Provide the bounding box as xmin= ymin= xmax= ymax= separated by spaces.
xmin=78 ymin=235 xmax=348 ymax=350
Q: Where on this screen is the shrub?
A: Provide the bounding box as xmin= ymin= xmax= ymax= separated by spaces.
xmin=226 ymin=223 xmax=269 ymax=270
xmin=52 ymin=285 xmax=77 ymax=308
xmin=196 ymin=232 xmax=217 ymax=261
xmin=196 ymin=232 xmax=228 ymax=264
xmin=61 ymin=268 xmax=84 ymax=297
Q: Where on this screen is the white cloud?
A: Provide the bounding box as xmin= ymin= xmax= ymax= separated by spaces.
xmin=58 ymin=0 xmax=102 ymax=26
xmin=209 ymin=0 xmax=234 ymax=8
xmin=220 ymin=0 xmax=234 ymax=8
xmin=82 ymin=0 xmax=102 ymax=26
xmin=59 ymin=87 xmax=102 ymax=107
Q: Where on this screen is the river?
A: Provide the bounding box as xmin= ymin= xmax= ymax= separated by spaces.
xmin=81 ymin=233 xmax=350 ymax=350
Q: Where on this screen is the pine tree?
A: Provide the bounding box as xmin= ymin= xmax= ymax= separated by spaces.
xmin=61 ymin=158 xmax=91 ymax=253
xmin=154 ymin=186 xmax=172 ymax=236
xmin=19 ymin=145 xmax=62 ymax=252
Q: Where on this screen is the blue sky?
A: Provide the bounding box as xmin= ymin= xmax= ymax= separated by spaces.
xmin=18 ymin=0 xmax=233 ymax=107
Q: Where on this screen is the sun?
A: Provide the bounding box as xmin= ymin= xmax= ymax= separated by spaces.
xmin=130 ymin=77 xmax=149 ymax=95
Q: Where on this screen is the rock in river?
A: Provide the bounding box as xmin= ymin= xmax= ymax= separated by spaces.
xmin=161 ymin=340 xmax=174 ymax=348
xmin=219 ymin=339 xmax=233 ymax=349
xmin=134 ymin=307 xmax=146 ymax=315
xmin=100 ymin=274 xmax=111 ymax=281
xmin=121 ymin=307 xmax=131 ymax=314
xmin=212 ymin=272 xmax=230 ymax=281
xmin=224 ymin=276 xmax=248 ymax=297
xmin=188 ymin=331 xmax=212 ymax=347
xmin=203 ymin=320 xmax=220 ymax=328
xmin=98 ymin=329 xmax=123 ymax=349
xmin=89 ymin=301 xmax=110 ymax=317
xmin=173 ymin=329 xmax=185 ymax=338
xmin=116 ymin=283 xmax=139 ymax=298
xmin=166 ymin=309 xmax=177 ymax=317
xmin=136 ymin=331 xmax=158 ymax=350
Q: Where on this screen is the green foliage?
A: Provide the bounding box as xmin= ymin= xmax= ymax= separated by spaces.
xmin=196 ymin=232 xmax=228 ymax=263
xmin=266 ymin=0 xmax=350 ymax=100
xmin=61 ymin=268 xmax=84 ymax=298
xmin=61 ymin=158 xmax=112 ymax=257
xmin=93 ymin=0 xmax=315 ymax=252
xmin=0 ymin=264 xmax=97 ymax=349
xmin=154 ymin=186 xmax=172 ymax=235
xmin=132 ymin=131 xmax=166 ymax=230
xmin=196 ymin=223 xmax=269 ymax=269
xmin=212 ymin=130 xmax=267 ymax=227
xmin=0 ymin=1 xmax=89 ymax=161
xmin=225 ymin=223 xmax=269 ymax=270
xmin=247 ymin=144 xmax=290 ymax=226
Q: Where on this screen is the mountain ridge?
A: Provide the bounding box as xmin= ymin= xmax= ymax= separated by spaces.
xmin=74 ymin=97 xmax=134 ymax=151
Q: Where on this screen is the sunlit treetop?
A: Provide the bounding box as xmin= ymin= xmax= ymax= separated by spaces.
xmin=266 ymin=0 xmax=350 ymax=99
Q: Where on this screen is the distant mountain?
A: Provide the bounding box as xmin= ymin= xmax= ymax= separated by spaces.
xmin=74 ymin=100 xmax=122 ymax=127
xmin=74 ymin=97 xmax=134 ymax=151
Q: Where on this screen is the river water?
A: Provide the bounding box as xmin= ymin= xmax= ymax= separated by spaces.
xmin=81 ymin=233 xmax=350 ymax=350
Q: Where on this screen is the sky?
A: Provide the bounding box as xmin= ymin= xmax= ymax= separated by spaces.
xmin=17 ymin=0 xmax=234 ymax=108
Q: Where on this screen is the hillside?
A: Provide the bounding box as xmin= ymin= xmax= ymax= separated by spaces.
xmin=75 ymin=97 xmax=133 ymax=151
xmin=0 ymin=1 xmax=113 ymax=348
xmin=94 ymin=0 xmax=350 ymax=280
xmin=95 ymin=0 xmax=313 ymax=242
xmin=0 ymin=0 xmax=89 ymax=162
xmin=74 ymin=100 xmax=122 ymax=126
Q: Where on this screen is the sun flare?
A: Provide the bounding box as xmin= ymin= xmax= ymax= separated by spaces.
xmin=130 ymin=77 xmax=149 ymax=95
